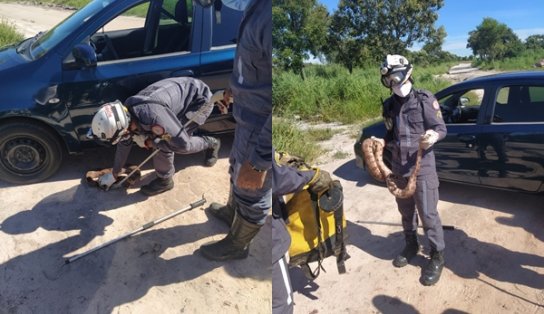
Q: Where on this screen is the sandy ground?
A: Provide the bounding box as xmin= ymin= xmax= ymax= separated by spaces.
xmin=0 ymin=134 xmax=272 ymax=313
xmin=292 ymin=129 xmax=544 ymax=313
xmin=1 ymin=3 xmax=543 ymax=314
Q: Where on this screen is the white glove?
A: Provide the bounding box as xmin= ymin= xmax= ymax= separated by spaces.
xmin=98 ymin=173 xmax=116 ymax=190
xmin=132 ymin=134 xmax=148 ymax=148
xmin=370 ymin=136 xmax=385 ymax=146
xmin=420 ymin=129 xmax=439 ymax=150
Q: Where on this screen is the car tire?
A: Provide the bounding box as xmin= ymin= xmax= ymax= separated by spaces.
xmin=0 ymin=122 xmax=64 ymax=184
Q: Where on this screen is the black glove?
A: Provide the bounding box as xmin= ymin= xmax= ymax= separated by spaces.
xmin=308 ymin=169 xmax=333 ymax=196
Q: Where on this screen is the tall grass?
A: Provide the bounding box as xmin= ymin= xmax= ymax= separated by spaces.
xmin=273 ymin=118 xmax=325 ymax=163
xmin=0 ymin=20 xmax=23 ymax=48
xmin=273 ymin=63 xmax=452 ymax=124
xmin=474 ymin=48 xmax=544 ymax=71
xmin=0 ymin=0 xmax=90 ymax=9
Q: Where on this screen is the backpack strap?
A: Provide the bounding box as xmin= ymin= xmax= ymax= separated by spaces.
xmin=333 ymin=184 xmax=348 ymax=274
xmin=305 ymin=193 xmax=327 ymax=280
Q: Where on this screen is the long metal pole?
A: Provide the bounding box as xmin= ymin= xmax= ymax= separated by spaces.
xmin=65 ymin=197 xmax=206 ymax=264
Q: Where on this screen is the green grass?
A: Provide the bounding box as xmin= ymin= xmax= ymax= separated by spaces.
xmin=473 ymin=48 xmax=544 ymax=71
xmin=0 ymin=19 xmax=23 ymax=48
xmin=0 ymin=0 xmax=90 ymax=9
xmin=273 ymin=63 xmax=452 ymax=125
xmin=273 ymin=118 xmax=326 ymax=163
xmin=305 ymin=127 xmax=336 ymax=142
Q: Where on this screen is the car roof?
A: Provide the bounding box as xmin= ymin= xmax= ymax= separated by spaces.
xmin=437 ymin=70 xmax=544 ymax=96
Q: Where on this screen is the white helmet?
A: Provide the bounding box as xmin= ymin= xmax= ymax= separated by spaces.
xmin=380 ymin=54 xmax=413 ymax=88
xmin=91 ymin=100 xmax=131 ymax=144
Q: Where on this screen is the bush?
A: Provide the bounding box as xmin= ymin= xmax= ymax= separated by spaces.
xmin=0 ymin=20 xmax=23 ymax=48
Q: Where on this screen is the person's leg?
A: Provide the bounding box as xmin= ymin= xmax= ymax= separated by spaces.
xmin=200 ymin=123 xmax=271 ymax=260
xmin=414 ymin=174 xmax=445 ymax=285
xmin=172 ymin=124 xmax=221 ymax=166
xmin=393 ymin=195 xmax=420 ymax=267
xmin=272 ymin=255 xmax=294 ymax=314
xmin=140 ymin=150 xmax=174 ymax=196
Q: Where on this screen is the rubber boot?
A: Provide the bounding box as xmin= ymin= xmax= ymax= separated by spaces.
xmin=140 ymin=177 xmax=174 ymax=196
xmin=393 ymin=232 xmax=419 ymax=268
xmin=200 ymin=212 xmax=261 ymax=261
xmin=421 ymin=249 xmax=445 ymax=286
xmin=206 ymin=187 xmax=235 ymax=227
xmin=203 ymin=136 xmax=221 ymax=167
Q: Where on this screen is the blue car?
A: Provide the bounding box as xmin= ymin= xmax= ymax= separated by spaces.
xmin=355 ymin=71 xmax=544 ymax=193
xmin=0 ymin=0 xmax=242 ymax=184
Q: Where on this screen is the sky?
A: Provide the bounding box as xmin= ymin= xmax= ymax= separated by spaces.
xmin=319 ymin=0 xmax=544 ymax=57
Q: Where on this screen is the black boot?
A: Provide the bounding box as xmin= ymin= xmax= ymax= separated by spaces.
xmin=393 ymin=232 xmax=419 ymax=267
xmin=140 ymin=177 xmax=174 ymax=196
xmin=200 ymin=212 xmax=261 ymax=261
xmin=206 ymin=187 xmax=235 ymax=227
xmin=203 ymin=136 xmax=220 ymax=167
xmin=421 ymin=249 xmax=445 ymax=286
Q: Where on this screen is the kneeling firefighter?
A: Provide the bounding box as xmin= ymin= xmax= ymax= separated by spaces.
xmin=90 ymin=77 xmax=222 ymax=196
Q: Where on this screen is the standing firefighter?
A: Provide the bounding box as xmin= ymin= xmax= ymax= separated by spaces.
xmin=91 ymin=77 xmax=221 ymax=196
xmin=377 ymin=54 xmax=447 ymax=285
xmin=199 ymin=0 xmax=272 ymax=261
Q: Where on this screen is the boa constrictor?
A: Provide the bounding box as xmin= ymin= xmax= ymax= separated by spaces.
xmin=361 ymin=137 xmax=423 ymax=199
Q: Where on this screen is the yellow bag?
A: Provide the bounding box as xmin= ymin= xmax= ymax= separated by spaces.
xmin=277 ymin=152 xmax=348 ymax=279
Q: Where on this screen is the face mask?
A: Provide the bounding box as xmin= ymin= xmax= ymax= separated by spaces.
xmin=392 ymin=81 xmax=412 ymax=98
xmin=221 ymin=0 xmax=251 ymax=11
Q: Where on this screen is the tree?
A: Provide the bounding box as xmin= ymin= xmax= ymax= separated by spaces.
xmin=525 ymin=34 xmax=544 ymax=50
xmin=467 ymin=18 xmax=522 ymax=61
xmin=272 ymin=0 xmax=329 ymax=78
xmin=422 ymin=26 xmax=447 ymax=60
xmin=327 ymin=0 xmax=444 ymax=69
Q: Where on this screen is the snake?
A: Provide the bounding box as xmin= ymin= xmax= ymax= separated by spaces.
xmin=361 ymin=137 xmax=423 ymax=199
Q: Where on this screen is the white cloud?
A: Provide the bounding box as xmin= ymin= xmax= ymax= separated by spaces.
xmin=513 ymin=28 xmax=544 ymax=40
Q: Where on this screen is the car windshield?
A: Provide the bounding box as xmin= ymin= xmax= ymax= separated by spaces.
xmin=29 ymin=0 xmax=114 ymax=59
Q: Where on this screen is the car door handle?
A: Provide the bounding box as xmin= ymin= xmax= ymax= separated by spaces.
xmin=171 ymin=69 xmax=194 ymax=77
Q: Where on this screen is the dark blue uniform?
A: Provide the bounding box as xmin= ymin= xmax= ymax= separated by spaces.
xmin=271 ymin=152 xmax=315 ymax=314
xmin=229 ymin=0 xmax=272 ymax=224
xmin=383 ymin=89 xmax=447 ymax=251
xmin=113 ymin=77 xmax=213 ymax=179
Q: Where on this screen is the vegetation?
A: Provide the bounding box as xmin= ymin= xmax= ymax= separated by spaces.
xmin=273 ymin=63 xmax=452 ymax=124
xmin=467 ymin=18 xmax=523 ymax=62
xmin=327 ymin=0 xmax=444 ymax=71
xmin=272 ymin=119 xmax=326 ymax=163
xmin=0 ymin=0 xmax=90 ymax=9
xmin=272 ymin=0 xmax=329 ymax=78
xmin=0 ymin=19 xmax=23 ymax=48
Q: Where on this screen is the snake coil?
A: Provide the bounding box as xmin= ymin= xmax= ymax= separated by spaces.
xmin=361 ymin=138 xmax=423 ymax=199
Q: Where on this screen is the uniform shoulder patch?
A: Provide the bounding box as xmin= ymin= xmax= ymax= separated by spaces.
xmin=433 ymin=99 xmax=440 ymax=110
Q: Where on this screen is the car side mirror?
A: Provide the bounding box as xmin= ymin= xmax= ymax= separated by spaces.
xmin=459 ymin=96 xmax=470 ymax=107
xmin=72 ymin=44 xmax=97 ymax=68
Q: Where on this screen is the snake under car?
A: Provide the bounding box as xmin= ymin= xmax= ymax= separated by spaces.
xmin=354 ymin=71 xmax=544 ymax=193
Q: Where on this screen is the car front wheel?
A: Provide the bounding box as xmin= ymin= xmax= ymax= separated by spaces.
xmin=0 ymin=122 xmax=63 ymax=184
